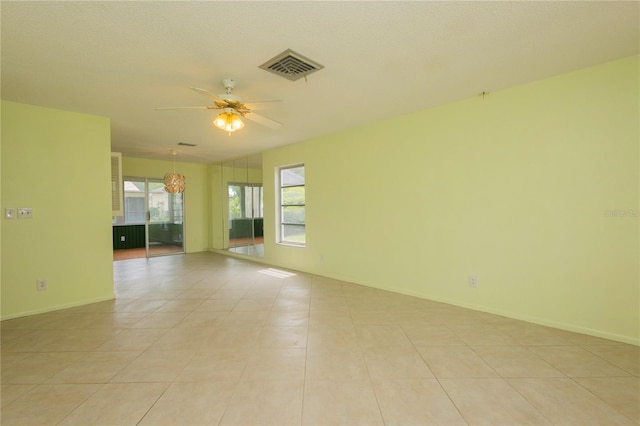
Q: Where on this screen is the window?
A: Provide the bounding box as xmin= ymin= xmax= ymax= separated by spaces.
xmin=278 ymin=164 xmax=305 ymax=245
xmin=113 ymin=179 xmax=145 ymax=224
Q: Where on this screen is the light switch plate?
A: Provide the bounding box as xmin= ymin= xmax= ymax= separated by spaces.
xmin=5 ymin=208 xmax=16 ymax=219
xmin=18 ymin=208 xmax=33 ymax=219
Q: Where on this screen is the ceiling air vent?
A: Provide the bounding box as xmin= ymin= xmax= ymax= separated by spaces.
xmin=177 ymin=142 xmax=197 ymax=147
xmin=259 ymin=49 xmax=324 ymax=81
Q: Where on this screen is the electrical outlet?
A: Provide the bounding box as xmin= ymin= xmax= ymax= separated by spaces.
xmin=36 ymin=279 xmax=48 ymax=291
xmin=468 ymin=275 xmax=478 ymax=288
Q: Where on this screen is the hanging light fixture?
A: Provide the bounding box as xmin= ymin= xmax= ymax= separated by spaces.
xmin=213 ymin=107 xmax=245 ymax=135
xmin=164 ymin=150 xmax=185 ymax=193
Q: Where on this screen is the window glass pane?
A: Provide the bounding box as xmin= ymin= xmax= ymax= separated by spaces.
xmin=281 ymin=166 xmax=305 ymax=186
xmin=228 ymin=185 xmax=242 ymax=219
xmin=282 ymin=206 xmax=305 ymax=224
xmin=125 ymin=197 xmax=145 ymax=224
xmin=253 ymin=187 xmax=263 ymax=218
xmin=171 ymin=193 xmax=183 ymax=224
xmin=278 ymin=164 xmax=305 ymax=246
xmin=123 ymin=179 xmax=145 ymax=224
xmin=282 ymin=186 xmax=305 ymax=205
xmin=148 ymin=182 xmax=169 ymax=223
xmin=282 ymin=224 xmax=306 ymax=244
xmin=244 ymin=186 xmax=253 ymax=219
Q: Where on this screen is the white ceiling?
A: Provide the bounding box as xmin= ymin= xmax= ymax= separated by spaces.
xmin=2 ymin=1 xmax=638 ymax=164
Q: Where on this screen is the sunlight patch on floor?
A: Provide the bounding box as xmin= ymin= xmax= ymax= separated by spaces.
xmin=258 ymin=268 xmax=296 ymax=278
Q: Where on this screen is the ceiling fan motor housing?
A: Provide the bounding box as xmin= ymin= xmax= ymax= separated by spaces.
xmin=219 ymin=79 xmax=243 ymax=103
xmin=222 ymin=79 xmax=236 ymax=92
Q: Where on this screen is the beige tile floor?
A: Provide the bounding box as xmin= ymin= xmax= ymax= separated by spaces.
xmin=2 ymin=252 xmax=638 ymax=425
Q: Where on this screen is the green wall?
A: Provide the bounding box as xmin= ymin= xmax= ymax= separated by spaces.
xmin=262 ymin=55 xmax=639 ymax=344
xmin=1 ymin=101 xmax=115 ymax=319
xmin=121 ymin=156 xmax=209 ymax=253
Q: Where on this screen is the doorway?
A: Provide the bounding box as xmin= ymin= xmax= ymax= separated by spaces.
xmin=113 ymin=177 xmax=185 ymax=260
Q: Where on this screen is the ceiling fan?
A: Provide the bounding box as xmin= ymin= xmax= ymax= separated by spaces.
xmin=157 ymin=79 xmax=282 ymax=133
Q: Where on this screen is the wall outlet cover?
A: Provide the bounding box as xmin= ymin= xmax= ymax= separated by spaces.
xmin=36 ymin=279 xmax=48 ymax=291
xmin=469 ymin=275 xmax=478 ymax=288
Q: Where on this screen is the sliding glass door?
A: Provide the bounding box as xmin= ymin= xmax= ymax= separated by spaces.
xmin=113 ymin=177 xmax=184 ymax=259
xmin=146 ymin=178 xmax=184 ymax=257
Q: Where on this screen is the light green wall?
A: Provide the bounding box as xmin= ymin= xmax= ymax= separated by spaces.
xmin=122 ymin=156 xmax=209 ymax=253
xmin=1 ymin=101 xmax=115 ymax=319
xmin=262 ymin=55 xmax=639 ymax=344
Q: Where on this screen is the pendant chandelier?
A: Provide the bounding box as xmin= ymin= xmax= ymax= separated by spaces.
xmin=164 ymin=150 xmax=185 ymax=194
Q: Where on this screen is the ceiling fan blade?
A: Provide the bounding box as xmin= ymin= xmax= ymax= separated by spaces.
xmin=190 ymin=86 xmax=219 ymax=102
xmin=156 ymin=106 xmax=218 ymax=110
xmin=244 ymin=111 xmax=282 ymax=129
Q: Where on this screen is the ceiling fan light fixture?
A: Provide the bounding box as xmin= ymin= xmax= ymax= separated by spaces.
xmin=214 ymin=108 xmax=245 ymax=133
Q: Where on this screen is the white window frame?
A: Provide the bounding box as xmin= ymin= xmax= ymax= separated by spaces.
xmin=276 ymin=163 xmax=306 ymax=247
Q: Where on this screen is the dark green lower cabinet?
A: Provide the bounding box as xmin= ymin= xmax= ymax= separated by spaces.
xmin=112 ymin=225 xmax=145 ymax=250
